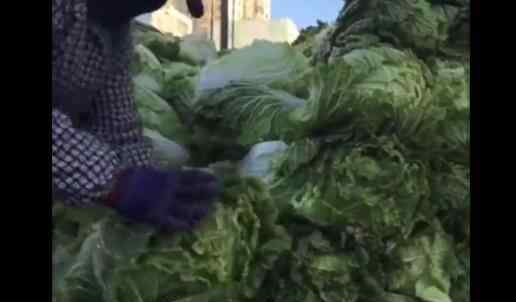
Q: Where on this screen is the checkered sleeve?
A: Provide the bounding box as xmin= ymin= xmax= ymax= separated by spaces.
xmin=89 ymin=65 xmax=153 ymax=168
xmin=52 ymin=109 xmax=122 ymax=206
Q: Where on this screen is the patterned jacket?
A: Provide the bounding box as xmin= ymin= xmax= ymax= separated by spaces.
xmin=52 ymin=0 xmax=152 ymax=206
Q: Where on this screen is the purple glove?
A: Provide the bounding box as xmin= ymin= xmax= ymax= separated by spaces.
xmin=105 ymin=167 xmax=221 ymax=231
xmin=186 ymin=0 xmax=204 ymax=18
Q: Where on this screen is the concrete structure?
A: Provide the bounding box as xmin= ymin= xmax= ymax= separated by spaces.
xmin=136 ymin=1 xmax=193 ymax=37
xmin=191 ymin=0 xmax=223 ymax=49
xmin=192 ymin=0 xmax=275 ymax=49
xmin=236 ymin=0 xmax=271 ymax=20
xmin=233 ymin=17 xmax=299 ymax=48
xmin=152 ymin=4 xmax=194 ymax=37
xmin=136 ymin=0 xmax=298 ymax=50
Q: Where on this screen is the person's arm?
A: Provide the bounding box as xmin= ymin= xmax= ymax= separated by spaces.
xmin=88 ymin=61 xmax=153 ymax=168
xmin=52 ymin=109 xmax=121 ymax=206
xmin=53 ymin=107 xmax=220 ymax=231
xmin=52 ymin=0 xmax=220 ymax=231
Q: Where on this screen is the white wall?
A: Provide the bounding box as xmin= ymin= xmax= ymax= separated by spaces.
xmin=233 ymin=18 xmax=300 ymax=48
xmin=151 ymin=6 xmax=194 ymax=37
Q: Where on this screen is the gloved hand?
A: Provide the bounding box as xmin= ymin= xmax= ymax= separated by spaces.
xmin=186 ymin=0 xmax=204 ymax=18
xmin=105 ymin=167 xmax=221 ymax=231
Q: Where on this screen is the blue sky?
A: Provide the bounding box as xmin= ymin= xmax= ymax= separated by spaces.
xmin=271 ymin=0 xmax=343 ymax=29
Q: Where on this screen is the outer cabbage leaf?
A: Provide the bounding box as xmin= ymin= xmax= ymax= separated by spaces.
xmin=386 ymin=222 xmax=459 ymax=302
xmin=178 ymin=35 xmax=218 ymax=66
xmin=143 ymin=128 xmax=190 ymax=167
xmin=273 ymin=137 xmax=431 ymax=239
xmin=291 ymin=46 xmax=430 ymax=140
xmin=198 ymin=40 xmax=309 ymax=92
xmin=255 ymin=231 xmax=361 ymax=302
xmin=131 ymin=44 xmax=163 ymax=78
xmin=239 ymin=141 xmax=288 ymax=183
xmin=194 ymin=82 xmax=306 ymax=146
xmin=315 ymin=0 xmax=470 ymax=62
xmin=134 ymin=82 xmax=190 ymax=143
xmin=193 ymin=46 xmax=433 ymax=147
xmin=53 ymin=178 xmax=291 ymax=302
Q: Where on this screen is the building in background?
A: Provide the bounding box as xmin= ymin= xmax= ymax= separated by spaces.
xmin=153 ymin=3 xmax=193 ymax=36
xmin=238 ymin=0 xmax=271 ymax=20
xmin=233 ymin=18 xmax=299 ymax=48
xmin=191 ymin=0 xmax=222 ymax=48
xmin=137 ymin=0 xmax=298 ymax=50
xmin=136 ymin=2 xmax=193 ymax=37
